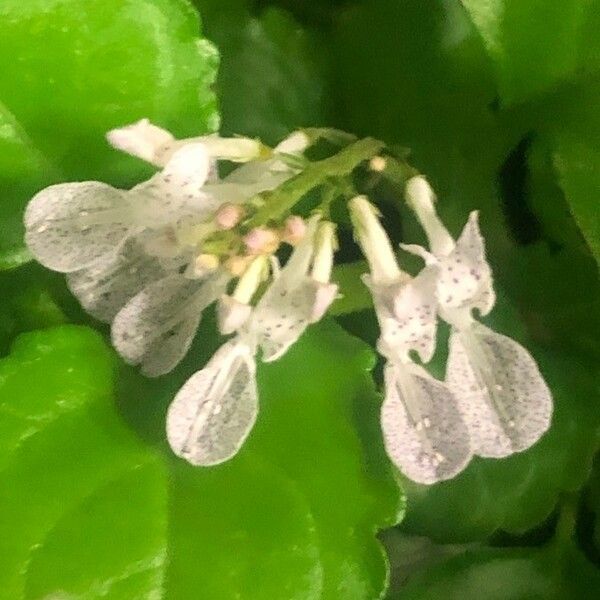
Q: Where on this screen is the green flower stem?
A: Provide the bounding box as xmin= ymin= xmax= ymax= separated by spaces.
xmin=247 ymin=137 xmax=386 ymax=227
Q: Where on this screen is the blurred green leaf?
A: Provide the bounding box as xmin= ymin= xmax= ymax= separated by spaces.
xmin=331 ymin=0 xmax=519 ymax=282
xmin=380 ymin=530 xmax=474 ymax=596
xmin=0 ymin=102 xmax=55 ymax=270
xmin=0 ymin=0 xmax=219 ymax=270
xmin=394 ymin=538 xmax=600 ymax=599
xmin=0 ymin=321 xmax=401 ymax=599
xmin=505 ymin=243 xmax=600 ymax=359
xmin=196 ymin=0 xmax=330 ymax=144
xmin=0 ymin=263 xmax=66 ymax=354
xmin=527 ymin=137 xmax=589 ymax=255
xmin=553 ymin=134 xmax=600 ymax=267
xmin=0 ymin=326 xmax=168 ymax=599
xmin=460 ymin=0 xmax=600 ymax=105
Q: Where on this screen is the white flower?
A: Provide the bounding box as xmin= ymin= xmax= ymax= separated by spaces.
xmin=24 ymin=143 xmax=215 ymax=273
xmin=65 ymin=238 xmax=168 ymax=323
xmin=166 ymin=216 xmax=338 ymax=466
xmin=107 ymin=119 xmax=309 ymax=197
xmin=106 ymin=118 xmax=263 ymax=166
xmin=349 ymin=195 xmax=472 ymax=484
xmin=246 ymin=218 xmax=338 ymax=361
xmin=111 ymin=270 xmax=230 ymax=377
xmin=166 ymin=339 xmax=258 ymax=466
xmin=405 ymin=175 xmax=552 ymax=458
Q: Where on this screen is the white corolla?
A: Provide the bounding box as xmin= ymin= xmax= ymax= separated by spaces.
xmin=404 ymin=176 xmax=553 ymax=458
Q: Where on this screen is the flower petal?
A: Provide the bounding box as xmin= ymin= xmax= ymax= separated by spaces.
xmin=405 ymin=176 xmax=456 ymax=257
xmin=111 ymin=272 xmax=228 ymax=376
xmin=381 ymin=361 xmax=472 ymax=484
xmin=66 ymin=239 xmax=166 ymax=323
xmin=133 ymin=143 xmax=217 ymax=223
xmin=367 ymin=266 xmax=438 ymax=363
xmin=166 ymin=340 xmax=258 ymax=466
xmin=24 ymin=182 xmax=133 ymax=272
xmin=217 ymin=295 xmax=252 ymax=335
xmin=446 ymin=323 xmax=553 ymax=458
xmin=274 ymin=130 xmax=309 ymax=155
xmin=106 ymin=118 xmax=175 ymax=166
xmin=399 ymin=243 xmax=437 ymax=266
xmin=436 ymin=211 xmax=495 ymax=316
xmin=253 ymin=279 xmax=322 ymax=363
xmin=310 ymin=282 xmax=339 ymax=323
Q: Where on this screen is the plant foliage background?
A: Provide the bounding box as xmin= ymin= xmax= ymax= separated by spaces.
xmin=0 ymin=0 xmax=599 ymax=598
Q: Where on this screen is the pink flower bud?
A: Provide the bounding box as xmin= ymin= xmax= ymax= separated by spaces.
xmin=215 ymin=204 xmax=244 ymax=230
xmin=281 ymin=215 xmax=306 ymax=246
xmin=243 ymin=227 xmax=280 ymax=255
xmin=224 ymin=255 xmax=252 ymax=277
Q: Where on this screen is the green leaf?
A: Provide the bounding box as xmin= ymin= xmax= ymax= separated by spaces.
xmin=393 ymin=541 xmax=600 ymax=599
xmin=0 ymin=103 xmax=55 ymax=270
xmin=0 ymin=0 xmax=219 ymax=269
xmin=195 ymin=1 xmax=330 ymax=144
xmin=399 ymin=297 xmax=600 ymax=543
xmin=0 ymin=321 xmax=401 ymax=599
xmin=331 ymin=0 xmax=519 ymax=280
xmin=0 ymin=326 xmax=168 ymax=599
xmin=331 ymin=261 xmax=371 ymax=315
xmin=380 ymin=530 xmax=473 ymax=596
xmin=460 ymin=0 xmax=600 ymax=105
xmin=587 ymin=457 xmax=600 ymax=555
xmin=553 ymin=134 xmax=600 ymax=266
xmin=520 ymin=80 xmax=600 ymax=273
xmin=0 ymin=263 xmax=66 ymax=354
xmin=504 ymin=242 xmax=600 ymax=360
xmin=156 ymin=319 xmax=403 ymax=599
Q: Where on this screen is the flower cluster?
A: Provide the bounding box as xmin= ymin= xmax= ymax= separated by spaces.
xmin=350 ymin=177 xmax=552 ymax=483
xmin=24 ymin=122 xmax=552 ymax=483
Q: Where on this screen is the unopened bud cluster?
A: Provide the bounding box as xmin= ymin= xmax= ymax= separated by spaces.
xmin=24 ymin=122 xmax=552 ymax=483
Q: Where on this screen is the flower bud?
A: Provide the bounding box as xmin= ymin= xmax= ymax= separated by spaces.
xmin=215 ymin=204 xmax=244 ymax=230
xmin=275 ymin=131 xmax=310 ymax=154
xmin=349 ymin=195 xmax=404 ymax=285
xmin=225 ymin=255 xmax=252 ymax=277
xmin=243 ymin=227 xmax=280 ymax=255
xmin=189 ymin=253 xmax=219 ymax=278
xmin=369 ymin=156 xmax=387 ymax=172
xmin=281 ymin=215 xmax=306 ymax=246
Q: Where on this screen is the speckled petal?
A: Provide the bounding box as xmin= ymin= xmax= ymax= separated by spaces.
xmin=382 ymin=361 xmax=472 ymax=484
xmin=368 ymin=266 xmax=439 ymax=363
xmin=253 ymin=279 xmax=322 ymax=363
xmin=133 ymin=143 xmax=217 ymax=224
xmin=24 ymin=182 xmax=134 ymax=272
xmin=166 ymin=340 xmax=258 ymax=466
xmin=250 ymin=219 xmax=322 ymax=362
xmin=436 ymin=211 xmax=495 ymax=316
xmin=446 ymin=323 xmax=553 ymax=458
xmin=66 ymin=240 xmax=166 ymax=323
xmin=111 ymin=272 xmax=228 ymax=376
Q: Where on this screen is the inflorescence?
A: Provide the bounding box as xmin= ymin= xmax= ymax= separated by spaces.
xmin=24 ymin=120 xmax=553 ymax=484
